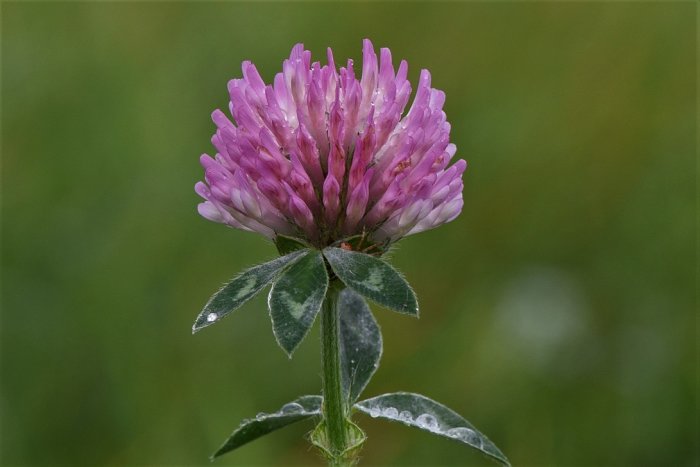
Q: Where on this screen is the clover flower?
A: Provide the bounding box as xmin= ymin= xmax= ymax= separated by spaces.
xmin=193 ymin=41 xmax=508 ymax=467
xmin=196 ymin=39 xmax=465 ymax=246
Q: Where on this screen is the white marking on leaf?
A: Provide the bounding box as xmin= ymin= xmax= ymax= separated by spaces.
xmin=362 ymin=267 xmax=384 ymax=292
xmin=232 ymin=276 xmax=257 ymax=301
xmin=278 ymin=291 xmax=312 ymax=320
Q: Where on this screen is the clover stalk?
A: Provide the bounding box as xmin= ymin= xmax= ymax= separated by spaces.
xmin=320 ymin=280 xmax=352 ymax=466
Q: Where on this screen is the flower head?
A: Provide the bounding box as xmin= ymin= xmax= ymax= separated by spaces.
xmin=196 ymin=39 xmax=465 ymax=247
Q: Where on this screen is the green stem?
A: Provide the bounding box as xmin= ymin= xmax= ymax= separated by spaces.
xmin=320 ymin=281 xmax=351 ymax=466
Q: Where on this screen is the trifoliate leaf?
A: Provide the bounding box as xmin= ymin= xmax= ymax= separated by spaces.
xmin=269 ymin=249 xmax=329 ymax=356
xmin=212 ymin=395 xmax=322 ymax=459
xmin=323 ymin=247 xmax=418 ymax=316
xmin=355 ymin=392 xmax=509 ymax=466
xmin=193 ymin=249 xmax=307 ymax=333
xmin=338 ymin=289 xmax=382 ymax=404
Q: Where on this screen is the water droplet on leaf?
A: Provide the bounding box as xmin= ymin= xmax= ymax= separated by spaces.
xmin=398 ymin=410 xmax=413 ymax=422
xmin=280 ymin=402 xmax=304 ymax=414
xmin=446 ymin=427 xmax=481 ymax=446
xmin=206 ymin=313 xmax=218 ymax=322
xmin=415 ymin=413 xmax=439 ymax=431
xmin=382 ymin=407 xmax=398 ymax=418
xmin=369 ymin=406 xmax=381 ymax=418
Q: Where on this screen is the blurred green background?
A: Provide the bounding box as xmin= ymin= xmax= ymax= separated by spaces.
xmin=2 ymin=2 xmax=696 ymax=466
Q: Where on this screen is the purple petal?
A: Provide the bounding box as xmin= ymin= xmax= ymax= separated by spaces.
xmin=196 ymin=40 xmax=464 ymax=244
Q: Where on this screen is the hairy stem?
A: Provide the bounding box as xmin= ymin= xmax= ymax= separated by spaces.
xmin=320 ymin=281 xmax=351 ymax=466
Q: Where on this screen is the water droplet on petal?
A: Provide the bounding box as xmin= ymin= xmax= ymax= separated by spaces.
xmin=280 ymin=402 xmax=304 ymax=414
xmin=398 ymin=410 xmax=413 ymax=422
xmin=382 ymin=407 xmax=398 ymax=418
xmin=207 ymin=313 xmax=218 ymax=322
xmin=415 ymin=413 xmax=439 ymax=431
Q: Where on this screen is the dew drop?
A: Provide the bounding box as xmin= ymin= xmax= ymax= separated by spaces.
xmin=398 ymin=410 xmax=413 ymax=422
xmin=255 ymin=412 xmax=267 ymax=421
xmin=206 ymin=313 xmax=218 ymax=322
xmin=446 ymin=427 xmax=468 ymax=438
xmin=368 ymin=406 xmax=381 ymax=418
xmin=446 ymin=427 xmax=481 ymax=446
xmin=382 ymin=407 xmax=398 ymax=418
xmin=415 ymin=413 xmax=439 ymax=431
xmin=280 ymin=402 xmax=304 ymax=414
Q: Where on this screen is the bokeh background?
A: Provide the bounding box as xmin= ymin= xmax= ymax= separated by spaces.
xmin=2 ymin=2 xmax=696 ymax=466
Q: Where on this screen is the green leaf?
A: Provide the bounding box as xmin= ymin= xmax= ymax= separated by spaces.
xmin=274 ymin=234 xmax=312 ymax=255
xmin=192 ymin=250 xmax=307 ymax=333
xmin=212 ymin=395 xmax=322 ymax=460
xmin=269 ymin=249 xmax=329 ymax=356
xmin=355 ymin=392 xmax=510 ymax=466
xmin=323 ymin=247 xmax=418 ymax=316
xmin=338 ymin=288 xmax=382 ymax=404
